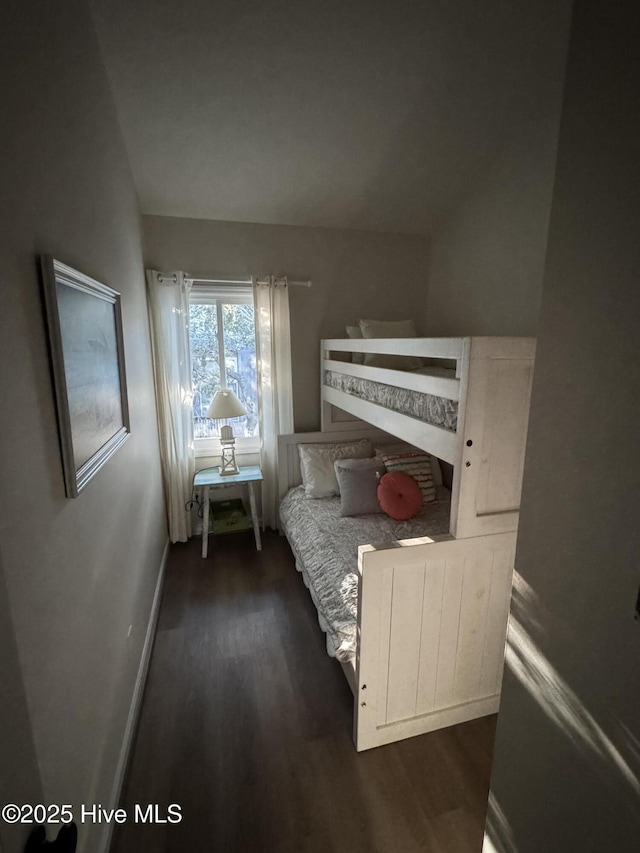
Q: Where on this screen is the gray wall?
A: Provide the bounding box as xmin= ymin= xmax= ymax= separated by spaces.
xmin=143 ymin=215 xmax=430 ymax=431
xmin=424 ymin=3 xmax=571 ymax=337
xmin=0 ymin=556 xmax=43 ymax=853
xmin=425 ymin=125 xmax=562 ymax=336
xmin=485 ymin=3 xmax=640 ymax=851
xmin=0 ymin=3 xmax=166 ymax=852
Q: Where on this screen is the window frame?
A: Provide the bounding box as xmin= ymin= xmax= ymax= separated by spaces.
xmin=189 ymin=282 xmax=260 ymax=459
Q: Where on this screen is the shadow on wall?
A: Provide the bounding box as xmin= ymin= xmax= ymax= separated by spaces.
xmin=483 ymin=791 xmax=517 ymax=853
xmin=483 ymin=570 xmax=640 ymax=853
xmin=507 ymin=571 xmax=640 ymax=801
xmin=483 ymin=571 xmax=640 ymax=853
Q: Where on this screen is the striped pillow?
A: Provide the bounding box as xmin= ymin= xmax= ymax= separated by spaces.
xmin=381 ymin=451 xmax=436 ymax=504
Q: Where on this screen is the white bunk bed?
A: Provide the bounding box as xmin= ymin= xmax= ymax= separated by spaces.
xmin=278 ymin=336 xmax=535 ymax=751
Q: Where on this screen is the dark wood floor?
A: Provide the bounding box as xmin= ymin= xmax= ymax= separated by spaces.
xmin=113 ymin=531 xmax=496 ymax=852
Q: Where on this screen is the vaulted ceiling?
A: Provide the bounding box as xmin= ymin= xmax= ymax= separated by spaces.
xmin=90 ymin=0 xmax=569 ymax=235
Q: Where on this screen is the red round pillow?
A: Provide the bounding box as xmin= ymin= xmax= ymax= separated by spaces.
xmin=377 ymin=471 xmax=423 ymax=520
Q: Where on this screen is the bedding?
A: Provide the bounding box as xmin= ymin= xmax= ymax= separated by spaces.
xmin=324 ymin=368 xmax=458 ymax=431
xmin=279 ymin=485 xmax=451 ymax=662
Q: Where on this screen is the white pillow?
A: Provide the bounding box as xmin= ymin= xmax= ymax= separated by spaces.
xmin=358 ymin=318 xmax=422 ymax=370
xmin=374 ymin=442 xmax=443 ymax=486
xmin=298 ymin=439 xmax=373 ymax=498
xmin=345 ymin=325 xmax=365 ymax=365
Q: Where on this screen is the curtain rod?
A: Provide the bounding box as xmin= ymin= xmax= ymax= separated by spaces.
xmin=254 ymin=276 xmax=312 ymax=288
xmin=188 ymin=277 xmax=251 ymax=285
xmin=161 ymin=274 xmax=313 ymax=288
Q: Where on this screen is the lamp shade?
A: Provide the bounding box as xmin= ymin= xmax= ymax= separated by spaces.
xmin=205 ymin=388 xmax=247 ymax=419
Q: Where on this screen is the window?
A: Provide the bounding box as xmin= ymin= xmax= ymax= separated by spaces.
xmin=189 ymin=281 xmax=259 ymax=456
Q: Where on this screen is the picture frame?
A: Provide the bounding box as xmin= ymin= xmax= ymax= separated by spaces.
xmin=40 ymin=256 xmax=130 ymax=497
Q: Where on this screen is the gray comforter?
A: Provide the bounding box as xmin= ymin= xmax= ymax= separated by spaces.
xmin=280 ymin=486 xmax=451 ymax=662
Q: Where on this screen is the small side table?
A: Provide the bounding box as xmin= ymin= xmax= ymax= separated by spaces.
xmin=193 ymin=465 xmax=263 ymax=558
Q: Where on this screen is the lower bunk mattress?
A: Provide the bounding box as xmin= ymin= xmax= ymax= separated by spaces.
xmin=279 ymin=485 xmax=451 ymax=663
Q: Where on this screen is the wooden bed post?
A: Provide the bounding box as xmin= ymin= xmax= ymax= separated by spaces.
xmin=452 ymin=339 xmax=535 ymax=539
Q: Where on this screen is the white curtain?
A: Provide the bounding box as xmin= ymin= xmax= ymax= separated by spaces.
xmin=146 ymin=270 xmax=194 ymax=542
xmin=254 ymin=277 xmax=294 ymax=530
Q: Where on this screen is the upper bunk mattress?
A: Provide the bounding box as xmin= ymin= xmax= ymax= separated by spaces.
xmin=280 ymin=485 xmax=452 ymax=663
xmin=324 ymin=368 xmax=458 ymax=431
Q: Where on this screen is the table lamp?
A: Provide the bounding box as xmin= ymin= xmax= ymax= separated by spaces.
xmin=206 ymin=388 xmax=247 ymax=475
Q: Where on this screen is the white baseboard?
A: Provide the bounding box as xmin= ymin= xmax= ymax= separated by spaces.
xmin=100 ymin=538 xmax=170 ymax=853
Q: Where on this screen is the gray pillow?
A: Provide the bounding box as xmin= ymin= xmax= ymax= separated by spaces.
xmin=334 ymin=457 xmax=386 ymax=517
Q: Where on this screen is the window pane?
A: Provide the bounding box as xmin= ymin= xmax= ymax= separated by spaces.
xmin=221 ymin=303 xmax=258 ymax=438
xmin=190 ymin=304 xmax=221 ymax=438
xmin=190 ymin=300 xmax=258 ymax=440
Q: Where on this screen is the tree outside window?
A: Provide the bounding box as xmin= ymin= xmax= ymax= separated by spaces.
xmin=190 ymin=300 xmax=258 ymax=440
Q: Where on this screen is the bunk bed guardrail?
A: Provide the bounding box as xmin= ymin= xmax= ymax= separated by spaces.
xmin=320 ymin=335 xmax=535 ymax=540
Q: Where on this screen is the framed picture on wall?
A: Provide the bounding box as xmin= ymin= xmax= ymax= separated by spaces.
xmin=40 ymin=256 xmax=130 ymax=497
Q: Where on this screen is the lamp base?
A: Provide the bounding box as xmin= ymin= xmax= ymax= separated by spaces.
xmin=218 ymin=466 xmax=239 ymax=477
xmin=219 ymin=444 xmax=239 ymax=476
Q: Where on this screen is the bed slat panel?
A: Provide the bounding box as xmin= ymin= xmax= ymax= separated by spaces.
xmin=433 ymin=557 xmax=465 ymax=710
xmin=479 ymin=547 xmax=514 ymax=697
xmin=385 ymin=563 xmax=427 ymax=724
xmin=354 ymin=556 xmax=386 ymax=749
xmin=452 ymin=554 xmax=494 ymax=703
xmin=415 ymin=558 xmax=446 ymax=716
xmin=287 ymin=443 xmax=299 ymax=490
xmin=376 ymin=567 xmax=394 ymax=728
